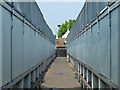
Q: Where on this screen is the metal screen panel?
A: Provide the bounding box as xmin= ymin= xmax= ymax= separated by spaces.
xmin=24 ymin=24 xmax=31 ymax=72
xmin=30 ymin=2 xmax=35 ymax=25
xmin=30 ymin=29 xmax=35 ymax=68
xmin=23 ymin=2 xmax=31 ymax=21
xmin=91 ymin=2 xmax=97 ymax=20
xmin=12 ymin=16 xmax=24 ymax=79
xmin=111 ymin=7 xmax=119 ymax=85
xmin=98 ymin=15 xmax=110 ymax=79
xmin=2 ymin=7 xmax=11 ymax=86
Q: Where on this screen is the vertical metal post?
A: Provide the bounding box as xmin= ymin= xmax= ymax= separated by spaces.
xmin=90 ymin=21 xmax=92 ymax=37
xmin=37 ymin=67 xmax=39 ymax=79
xmin=118 ymin=4 xmax=120 ymax=88
xmin=0 ymin=3 xmax=2 ymax=88
xmin=98 ymin=78 xmax=102 ymax=88
xmin=91 ymin=73 xmax=98 ymax=88
xmin=108 ymin=2 xmax=112 ymax=89
xmin=97 ymin=13 xmax=100 ymax=33
xmin=83 ymin=67 xmax=85 ymax=79
xmin=78 ymin=63 xmax=80 ymax=82
xmin=91 ymin=73 xmax=94 ymax=88
xmin=98 ymin=78 xmax=105 ymax=88
xmin=86 ymin=69 xmax=88 ymax=83
xmin=83 ymin=66 xmax=85 ymax=88
xmin=10 ymin=2 xmax=14 ymax=81
xmin=29 ymin=73 xmax=31 ymax=88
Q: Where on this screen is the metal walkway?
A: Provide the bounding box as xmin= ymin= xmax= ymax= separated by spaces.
xmin=41 ymin=57 xmax=81 ymax=88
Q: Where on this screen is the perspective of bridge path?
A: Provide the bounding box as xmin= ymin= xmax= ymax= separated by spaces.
xmin=41 ymin=57 xmax=81 ymax=88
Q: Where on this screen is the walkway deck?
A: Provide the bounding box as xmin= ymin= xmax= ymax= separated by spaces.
xmin=41 ymin=57 xmax=81 ymax=88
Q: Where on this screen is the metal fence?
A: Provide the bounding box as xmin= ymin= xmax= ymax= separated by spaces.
xmin=67 ymin=1 xmax=120 ymax=89
xmin=0 ymin=1 xmax=56 ymax=88
xmin=13 ymin=1 xmax=55 ymax=44
xmin=68 ymin=2 xmax=108 ymax=42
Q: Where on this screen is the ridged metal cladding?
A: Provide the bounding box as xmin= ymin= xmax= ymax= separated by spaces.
xmin=13 ymin=2 xmax=55 ymax=44
xmin=68 ymin=2 xmax=107 ymax=42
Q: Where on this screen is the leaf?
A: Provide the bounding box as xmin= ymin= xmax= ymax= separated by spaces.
xmin=57 ymin=19 xmax=75 ymax=38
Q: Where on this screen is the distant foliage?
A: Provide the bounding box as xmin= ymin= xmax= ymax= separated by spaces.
xmin=58 ymin=19 xmax=75 ymax=38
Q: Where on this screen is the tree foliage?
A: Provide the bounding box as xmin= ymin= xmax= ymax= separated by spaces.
xmin=58 ymin=19 xmax=75 ymax=38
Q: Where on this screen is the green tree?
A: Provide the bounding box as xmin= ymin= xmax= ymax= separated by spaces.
xmin=68 ymin=19 xmax=75 ymax=30
xmin=58 ymin=19 xmax=75 ymax=38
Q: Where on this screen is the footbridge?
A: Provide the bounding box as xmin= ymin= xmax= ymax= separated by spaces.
xmin=0 ymin=0 xmax=120 ymax=89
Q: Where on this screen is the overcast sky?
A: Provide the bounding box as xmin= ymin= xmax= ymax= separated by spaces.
xmin=36 ymin=2 xmax=85 ymax=36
